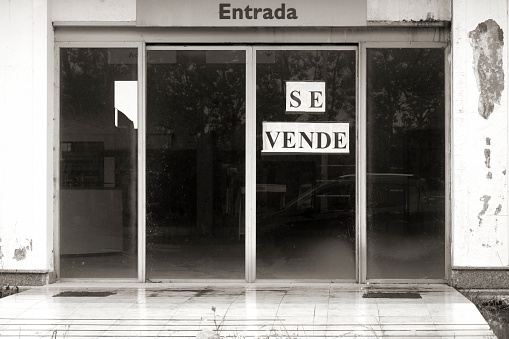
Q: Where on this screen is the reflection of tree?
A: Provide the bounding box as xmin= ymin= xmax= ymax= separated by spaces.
xmin=256 ymin=50 xmax=356 ymax=124
xmin=146 ymin=51 xmax=246 ymax=236
xmin=255 ymin=50 xmax=357 ymax=200
xmin=60 ymin=48 xmax=139 ymax=255
xmin=368 ymin=49 xmax=444 ymax=133
xmin=147 ymin=52 xmax=246 ymax=150
xmin=61 ymin=49 xmax=137 ymax=126
xmin=367 ymin=49 xmax=445 ymax=180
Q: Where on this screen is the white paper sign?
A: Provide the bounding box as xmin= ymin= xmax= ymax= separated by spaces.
xmin=262 ymin=122 xmax=349 ymax=154
xmin=114 ymin=81 xmax=138 ymax=129
xmin=286 ymin=81 xmax=326 ymax=113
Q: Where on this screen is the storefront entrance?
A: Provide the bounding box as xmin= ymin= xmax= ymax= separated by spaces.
xmin=58 ymin=45 xmax=446 ymax=282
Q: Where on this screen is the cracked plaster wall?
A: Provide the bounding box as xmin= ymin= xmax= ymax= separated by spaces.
xmin=0 ymin=0 xmax=54 ymax=272
xmin=452 ymin=0 xmax=509 ymax=267
xmin=367 ymin=0 xmax=451 ymax=22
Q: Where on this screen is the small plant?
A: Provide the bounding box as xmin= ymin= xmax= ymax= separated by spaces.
xmin=0 ymin=260 xmax=22 ymax=299
xmin=196 ymin=306 xmax=223 ymax=339
xmin=212 ymin=306 xmax=224 ymax=333
xmin=50 ymin=325 xmax=70 ymax=339
xmin=0 ymin=285 xmax=19 ymax=298
xmin=460 ymin=289 xmax=507 ymax=339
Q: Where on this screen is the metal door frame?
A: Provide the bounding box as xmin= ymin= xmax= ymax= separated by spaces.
xmin=54 ymin=36 xmax=450 ymax=284
xmin=54 ymin=41 xmax=144 ymax=282
xmin=360 ymin=42 xmax=450 ymax=284
xmin=251 ymin=45 xmax=359 ymax=283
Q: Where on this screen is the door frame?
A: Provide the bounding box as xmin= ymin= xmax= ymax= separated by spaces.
xmin=55 ymin=40 xmax=449 ymax=284
xmin=54 ymin=41 xmax=145 ymax=282
xmin=360 ymin=42 xmax=450 ymax=284
xmin=250 ymin=45 xmax=359 ymax=282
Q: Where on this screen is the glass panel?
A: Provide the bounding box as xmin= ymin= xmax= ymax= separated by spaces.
xmin=366 ymin=48 xmax=445 ymax=279
xmin=146 ymin=50 xmax=246 ymax=279
xmin=256 ymin=50 xmax=357 ymax=279
xmin=60 ymin=48 xmax=138 ymax=278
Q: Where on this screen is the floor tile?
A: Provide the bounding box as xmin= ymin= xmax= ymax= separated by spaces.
xmin=0 ymin=282 xmax=496 ymax=338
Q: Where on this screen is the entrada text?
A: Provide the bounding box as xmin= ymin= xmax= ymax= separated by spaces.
xmin=219 ymin=3 xmax=298 ymax=20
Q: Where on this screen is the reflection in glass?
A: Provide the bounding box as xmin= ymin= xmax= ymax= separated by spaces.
xmin=59 ymin=48 xmax=138 ymax=278
xmin=366 ymin=48 xmax=445 ymax=279
xmin=256 ymin=50 xmax=357 ymax=279
xmin=146 ymin=50 xmax=246 ymax=279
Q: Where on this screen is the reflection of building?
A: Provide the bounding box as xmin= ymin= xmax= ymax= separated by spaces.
xmin=1 ymin=0 xmax=508 ymax=288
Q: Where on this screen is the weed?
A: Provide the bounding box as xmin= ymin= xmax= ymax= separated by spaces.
xmin=0 ymin=261 xmax=22 ymax=299
xmin=460 ymin=289 xmax=508 ymax=339
xmin=212 ymin=306 xmax=225 ymax=333
xmin=50 ymin=325 xmax=70 ymax=339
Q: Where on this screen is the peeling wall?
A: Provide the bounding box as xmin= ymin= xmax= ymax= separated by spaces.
xmin=367 ymin=0 xmax=451 ymax=22
xmin=0 ymin=0 xmax=54 ymax=272
xmin=469 ymin=19 xmax=505 ymax=119
xmin=452 ymin=0 xmax=509 ymax=267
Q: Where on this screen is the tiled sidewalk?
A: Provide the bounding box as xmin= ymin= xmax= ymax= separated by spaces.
xmin=0 ymin=282 xmax=495 ymax=338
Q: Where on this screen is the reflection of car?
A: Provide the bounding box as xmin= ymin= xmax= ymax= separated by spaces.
xmin=257 ymin=175 xmax=356 ymax=242
xmin=367 ymin=174 xmax=432 ymax=214
xmin=256 ymin=173 xmax=443 ymax=264
xmin=257 ymin=173 xmax=439 ymax=236
xmin=367 ymin=174 xmax=444 ymax=235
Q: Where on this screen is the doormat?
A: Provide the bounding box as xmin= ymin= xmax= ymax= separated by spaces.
xmin=363 ymin=292 xmax=421 ymax=299
xmin=53 ymin=291 xmax=116 ymax=297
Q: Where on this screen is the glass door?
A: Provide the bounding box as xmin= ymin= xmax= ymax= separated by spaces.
xmin=365 ymin=47 xmax=446 ymax=280
xmin=145 ymin=47 xmax=247 ymax=279
xmin=254 ymin=47 xmax=358 ymax=280
xmin=59 ymin=47 xmax=140 ymax=279
xmin=60 ymin=45 xmax=447 ymax=282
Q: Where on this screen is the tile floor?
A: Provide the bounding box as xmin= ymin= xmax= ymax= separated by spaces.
xmin=0 ymin=282 xmax=496 ymax=338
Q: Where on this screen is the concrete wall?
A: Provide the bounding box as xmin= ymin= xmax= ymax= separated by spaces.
xmin=51 ymin=0 xmax=451 ymax=24
xmin=0 ymin=0 xmax=54 ymax=279
xmin=52 ymin=0 xmax=136 ymax=22
xmin=451 ymin=0 xmax=509 ymax=271
xmin=368 ymin=0 xmax=451 ymax=22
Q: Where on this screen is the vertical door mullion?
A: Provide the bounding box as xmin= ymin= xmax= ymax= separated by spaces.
xmin=139 ymin=42 xmax=147 ymax=283
xmin=358 ymin=44 xmax=367 ymax=284
xmin=246 ymin=47 xmax=256 ymax=282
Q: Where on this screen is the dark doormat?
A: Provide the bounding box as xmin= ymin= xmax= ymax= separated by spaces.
xmin=53 ymin=291 xmax=116 ymax=297
xmin=363 ymin=292 xmax=422 ymax=299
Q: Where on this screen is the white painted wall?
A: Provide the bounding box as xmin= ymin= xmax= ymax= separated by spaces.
xmin=0 ymin=0 xmax=54 ymax=272
xmin=52 ymin=0 xmax=136 ymax=22
xmin=367 ymin=0 xmax=451 ymax=22
xmin=452 ymin=0 xmax=509 ymax=267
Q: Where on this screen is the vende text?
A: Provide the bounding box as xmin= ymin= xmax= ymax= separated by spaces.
xmin=262 ymin=122 xmax=349 ymax=154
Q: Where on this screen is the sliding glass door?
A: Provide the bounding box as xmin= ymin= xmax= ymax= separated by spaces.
xmin=59 ymin=47 xmax=139 ymax=278
xmin=365 ymin=47 xmax=446 ymax=280
xmin=254 ymin=47 xmax=357 ymax=280
xmin=59 ymin=44 xmax=446 ymax=282
xmin=145 ymin=48 xmax=247 ymax=279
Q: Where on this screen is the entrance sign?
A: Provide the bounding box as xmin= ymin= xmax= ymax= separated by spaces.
xmin=137 ymin=0 xmax=367 ymax=27
xmin=262 ymin=122 xmax=349 ymax=154
xmin=286 ymin=81 xmax=325 ymax=113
